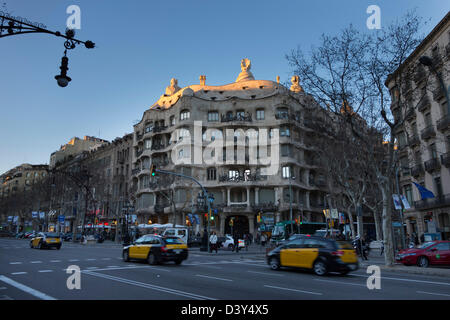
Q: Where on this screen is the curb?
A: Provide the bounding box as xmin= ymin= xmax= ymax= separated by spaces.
xmin=360 ymin=262 xmax=450 ymax=278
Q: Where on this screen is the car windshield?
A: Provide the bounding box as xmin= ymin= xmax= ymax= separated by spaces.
xmin=44 ymin=232 xmax=59 ymax=237
xmin=272 ymin=225 xmax=285 ymax=237
xmin=417 ymin=242 xmax=436 ymax=249
xmin=164 ymin=237 xmax=183 ymax=244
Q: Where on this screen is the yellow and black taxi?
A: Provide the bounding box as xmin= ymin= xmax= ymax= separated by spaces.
xmin=30 ymin=232 xmax=62 ymax=250
xmin=267 ymin=235 xmax=358 ymax=276
xmin=122 ymin=234 xmax=188 ymax=265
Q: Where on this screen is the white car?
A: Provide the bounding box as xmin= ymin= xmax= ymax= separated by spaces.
xmin=220 ymin=235 xmax=234 ymax=249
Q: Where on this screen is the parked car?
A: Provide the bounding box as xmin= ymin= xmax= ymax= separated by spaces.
xmin=396 ymin=241 xmax=450 ymax=267
xmin=267 ymin=236 xmax=358 ymax=276
xmin=218 ymin=235 xmax=234 ymax=250
xmin=24 ymin=232 xmax=36 ymax=239
xmin=188 ymin=235 xmax=202 ymax=247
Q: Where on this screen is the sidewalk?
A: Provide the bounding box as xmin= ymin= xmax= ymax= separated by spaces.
xmin=189 ymin=243 xmax=268 ymax=259
xmin=359 ymin=248 xmax=450 ymax=278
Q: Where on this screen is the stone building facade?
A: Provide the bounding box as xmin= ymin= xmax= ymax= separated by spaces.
xmin=131 ymin=59 xmax=331 ymax=237
xmin=387 ymin=12 xmax=450 ymax=241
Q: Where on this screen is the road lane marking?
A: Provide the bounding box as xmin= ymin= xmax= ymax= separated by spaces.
xmin=195 ymin=274 xmax=233 ymax=282
xmin=101 ymin=258 xmax=112 ymax=260
xmin=38 ymin=270 xmax=53 ymax=273
xmin=0 ymin=275 xmax=56 ymax=300
xmin=68 ymin=259 xmax=79 ymax=262
xmin=314 ymin=278 xmax=367 ymax=287
xmin=107 ymin=266 xmax=120 ymax=268
xmin=11 ymin=272 xmax=27 ymax=275
xmin=87 ymin=267 xmax=99 ymax=270
xmin=194 ymin=265 xmax=223 ymax=270
xmin=86 ymin=259 xmax=96 ymax=261
xmin=351 ymin=274 xmax=450 ymax=286
xmin=30 ymin=261 xmax=42 ymax=264
xmin=247 ymin=271 xmax=284 ymax=277
xmin=0 ymin=287 xmax=7 ymax=290
xmin=264 ymin=285 xmax=323 ymax=296
xmin=417 ymin=291 xmax=450 ymax=297
xmin=9 ymin=262 xmax=22 ymax=265
xmin=83 ymin=271 xmax=216 ymax=300
xmin=50 ymin=260 xmax=61 ymax=263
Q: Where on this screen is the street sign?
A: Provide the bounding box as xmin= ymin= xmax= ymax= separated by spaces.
xmin=32 ymin=211 xmax=38 ymax=219
xmin=39 ymin=212 xmax=45 ymax=219
xmin=58 ymin=215 xmax=65 ymax=223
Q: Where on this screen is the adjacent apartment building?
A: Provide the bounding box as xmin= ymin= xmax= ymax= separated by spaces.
xmin=387 ymin=12 xmax=450 ymax=241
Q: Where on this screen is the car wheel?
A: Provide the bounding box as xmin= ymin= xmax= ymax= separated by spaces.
xmin=175 ymin=259 xmax=183 ymax=265
xmin=122 ymin=250 xmax=129 ymax=262
xmin=147 ymin=253 xmax=157 ymax=265
xmin=417 ymin=256 xmax=429 ymax=268
xmin=313 ymin=260 xmax=328 ymax=276
xmin=269 ymin=258 xmax=280 ymax=270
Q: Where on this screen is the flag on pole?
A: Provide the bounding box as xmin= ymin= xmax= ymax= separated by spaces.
xmin=392 ymin=194 xmax=402 ymax=210
xmin=400 ymin=195 xmax=411 ymax=210
xmin=412 ymin=182 xmax=435 ymax=200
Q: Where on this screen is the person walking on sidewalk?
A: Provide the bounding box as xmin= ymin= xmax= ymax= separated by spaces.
xmin=209 ymin=231 xmax=218 ymax=253
xmin=261 ymin=233 xmax=267 ymax=247
xmin=233 ymin=233 xmax=240 ymax=253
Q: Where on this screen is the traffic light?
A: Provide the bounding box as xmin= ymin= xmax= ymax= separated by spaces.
xmin=150 ymin=164 xmax=157 ymax=177
xmin=229 ymin=218 xmax=234 ymax=227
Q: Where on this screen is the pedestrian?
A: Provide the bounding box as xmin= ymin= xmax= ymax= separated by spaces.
xmin=233 ymin=233 xmax=240 ymax=253
xmin=380 ymin=240 xmax=384 ymax=256
xmin=261 ymin=233 xmax=267 ymax=247
xmin=256 ymin=232 xmax=260 ymax=245
xmin=419 ymin=233 xmax=424 ymax=244
xmin=209 ymin=231 xmax=218 ymax=253
xmin=244 ymin=234 xmax=249 ymax=251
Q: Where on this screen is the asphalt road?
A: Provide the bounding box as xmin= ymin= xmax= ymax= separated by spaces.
xmin=1 ymin=238 xmax=450 ymax=300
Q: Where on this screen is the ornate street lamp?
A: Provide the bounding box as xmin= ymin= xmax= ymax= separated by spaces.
xmin=1 ymin=12 xmax=95 ymax=87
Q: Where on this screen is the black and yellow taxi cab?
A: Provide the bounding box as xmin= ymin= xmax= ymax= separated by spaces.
xmin=122 ymin=234 xmax=188 ymax=265
xmin=30 ymin=232 xmax=62 ymax=250
xmin=267 ymin=235 xmax=358 ymax=276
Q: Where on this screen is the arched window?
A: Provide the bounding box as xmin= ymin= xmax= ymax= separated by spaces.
xmin=180 ymin=109 xmax=190 ymax=121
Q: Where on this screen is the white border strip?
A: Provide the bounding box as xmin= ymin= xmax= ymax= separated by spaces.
xmin=0 ymin=275 xmax=57 ymax=300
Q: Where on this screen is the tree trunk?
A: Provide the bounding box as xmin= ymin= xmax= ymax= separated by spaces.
xmin=346 ymin=205 xmax=356 ymax=238
xmin=381 ymin=181 xmax=395 ymax=266
xmin=374 ymin=210 xmax=383 ymax=241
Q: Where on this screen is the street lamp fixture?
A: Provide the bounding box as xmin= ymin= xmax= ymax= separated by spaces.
xmin=54 ymin=52 xmax=72 ymax=88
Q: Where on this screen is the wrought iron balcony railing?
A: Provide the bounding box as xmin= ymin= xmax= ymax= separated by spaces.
xmin=424 ymin=158 xmax=441 ymax=172
xmin=421 ymin=125 xmax=436 ymax=140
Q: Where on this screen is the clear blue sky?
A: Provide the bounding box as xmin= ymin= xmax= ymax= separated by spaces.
xmin=0 ymin=0 xmax=448 ymax=174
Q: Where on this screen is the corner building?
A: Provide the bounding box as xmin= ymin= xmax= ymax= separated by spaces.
xmin=132 ymin=59 xmax=330 ymax=237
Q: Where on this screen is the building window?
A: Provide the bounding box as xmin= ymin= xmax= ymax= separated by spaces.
xmin=180 ymin=110 xmax=190 ymax=121
xmin=282 ymin=166 xmax=291 ymax=179
xmin=178 ymin=128 xmax=190 ymax=141
xmin=276 ymin=107 xmax=289 ymax=119
xmin=280 ymin=126 xmax=290 ymax=137
xmin=178 ymin=149 xmax=184 ymax=159
xmin=430 ymin=143 xmax=437 ymax=159
xmin=434 ymin=177 xmax=443 ymax=197
xmin=208 ymin=111 xmax=219 ymax=122
xmin=404 ymin=184 xmax=413 ymax=205
xmin=236 ymin=110 xmax=245 ymax=120
xmin=145 ymin=122 xmax=153 ymax=133
xmin=170 ymin=116 xmax=175 ymax=126
xmin=145 ymin=140 xmax=151 ymax=149
xmin=207 ymin=168 xmax=216 ymax=180
xmin=256 ymin=109 xmax=265 ymax=120
xmin=228 ymin=170 xmax=239 ymax=179
xmin=281 ymin=145 xmax=290 ymax=157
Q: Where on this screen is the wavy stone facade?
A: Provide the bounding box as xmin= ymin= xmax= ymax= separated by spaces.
xmin=131 ymin=60 xmax=330 ymax=237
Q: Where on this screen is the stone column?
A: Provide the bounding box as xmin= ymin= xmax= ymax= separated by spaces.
xmin=306 ymin=191 xmax=310 ymax=209
xmin=248 ymin=215 xmax=255 ymax=236
xmin=416 ymin=212 xmax=425 ymax=242
xmin=255 ymin=187 xmax=259 ymax=205
xmin=220 ymin=214 xmax=226 ymax=236
xmin=227 ymin=188 xmax=231 ymax=206
xmin=246 ymin=187 xmax=250 ymax=207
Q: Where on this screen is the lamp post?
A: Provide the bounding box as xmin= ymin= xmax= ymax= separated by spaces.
xmin=419 ymin=56 xmax=450 ymax=115
xmin=1 ymin=12 xmax=95 ymax=87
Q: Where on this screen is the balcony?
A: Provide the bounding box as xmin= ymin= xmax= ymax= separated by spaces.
xmin=405 ymin=108 xmax=416 ymax=121
xmin=131 ymin=168 xmax=141 ymax=176
xmin=153 ymin=126 xmax=168 ymax=133
xmin=410 ymin=164 xmax=424 ymax=177
xmin=420 ymin=125 xmax=436 ymax=140
xmin=414 ymin=66 xmax=426 ymax=84
xmin=136 ymin=150 xmax=143 ymax=158
xmin=154 ymin=204 xmax=166 ymax=214
xmin=151 ymin=143 xmax=166 ymax=151
xmin=218 ymin=174 xmax=267 ymax=183
xmin=437 ymin=115 xmax=450 ymax=132
xmin=251 ymin=202 xmax=278 ymax=212
xmin=417 ymin=96 xmax=431 ymax=113
xmin=424 ymin=158 xmax=441 ymax=173
xmin=408 ymin=134 xmax=420 ymax=147
xmin=440 ymin=152 xmax=450 ymax=167
xmin=220 ymin=113 xmax=252 ymax=123
xmin=433 ymin=87 xmax=445 ymax=101
xmin=414 ymin=194 xmax=450 ymax=210
xmin=446 ymin=43 xmax=450 ymax=58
